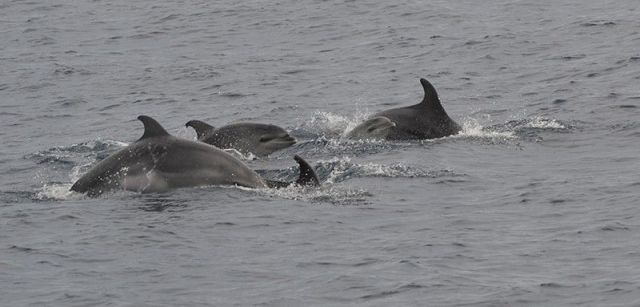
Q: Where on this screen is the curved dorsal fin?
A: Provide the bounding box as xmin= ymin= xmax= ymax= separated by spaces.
xmin=418 ymin=78 xmax=445 ymax=110
xmin=137 ymin=115 xmax=170 ymax=140
xmin=294 ymin=155 xmax=320 ymax=186
xmin=185 ymin=120 xmax=215 ymax=139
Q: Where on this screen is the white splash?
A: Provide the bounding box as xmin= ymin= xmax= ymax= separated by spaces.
xmin=79 ymin=139 xmax=128 ymax=150
xmin=456 ymin=118 xmax=516 ymax=139
xmin=35 ymin=183 xmax=80 ymax=200
xmin=321 ymin=156 xmax=352 ymax=184
xmin=103 ymin=139 xmax=129 ymax=147
xmin=304 ymin=111 xmax=373 ymax=137
xmin=526 ymin=116 xmax=566 ymax=129
xmin=223 ymin=148 xmax=257 ymax=161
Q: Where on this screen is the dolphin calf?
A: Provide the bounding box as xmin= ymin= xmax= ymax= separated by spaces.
xmin=185 ymin=120 xmax=296 ymax=157
xmin=345 ymin=116 xmax=396 ymax=140
xmin=70 ymin=116 xmax=318 ymax=197
xmin=350 ymin=78 xmax=461 ymax=140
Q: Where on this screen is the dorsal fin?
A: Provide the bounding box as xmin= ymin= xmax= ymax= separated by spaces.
xmin=137 ymin=115 xmax=170 ymax=140
xmin=294 ymin=155 xmax=320 ymax=186
xmin=418 ymin=78 xmax=445 ymax=111
xmin=185 ymin=120 xmax=215 ymax=139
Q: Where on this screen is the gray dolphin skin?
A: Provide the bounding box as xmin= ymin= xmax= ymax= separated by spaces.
xmin=185 ymin=120 xmax=296 ymax=157
xmin=346 ymin=116 xmax=396 ymax=140
xmin=70 ymin=116 xmax=318 ymax=197
xmin=361 ymin=78 xmax=461 ymax=140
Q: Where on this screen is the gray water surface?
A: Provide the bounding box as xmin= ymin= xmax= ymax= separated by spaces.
xmin=1 ymin=0 xmax=640 ymax=306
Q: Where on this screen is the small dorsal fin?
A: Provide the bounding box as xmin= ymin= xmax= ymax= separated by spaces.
xmin=418 ymin=78 xmax=445 ymax=110
xmin=294 ymin=155 xmax=320 ymax=186
xmin=185 ymin=120 xmax=215 ymax=139
xmin=137 ymin=115 xmax=170 ymax=140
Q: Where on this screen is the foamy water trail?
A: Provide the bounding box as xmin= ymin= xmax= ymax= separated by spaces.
xmin=315 ymin=156 xmax=460 ymax=183
xmin=258 ymin=184 xmax=372 ymax=205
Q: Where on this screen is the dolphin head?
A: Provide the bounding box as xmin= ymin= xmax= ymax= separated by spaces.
xmin=254 ymin=124 xmax=296 ymax=153
xmin=346 ymin=116 xmax=396 ymax=140
xmin=363 ymin=116 xmax=396 ymax=134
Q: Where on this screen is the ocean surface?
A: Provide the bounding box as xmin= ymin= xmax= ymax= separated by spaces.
xmin=2 ymin=0 xmax=640 ymax=306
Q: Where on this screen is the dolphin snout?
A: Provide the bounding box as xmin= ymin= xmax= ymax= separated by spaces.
xmin=280 ymin=134 xmax=296 ymax=144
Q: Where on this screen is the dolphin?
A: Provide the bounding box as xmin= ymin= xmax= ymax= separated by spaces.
xmin=345 ymin=116 xmax=396 ymax=140
xmin=185 ymin=120 xmax=296 ymax=157
xmin=351 ymin=78 xmax=461 ymax=140
xmin=70 ymin=116 xmax=318 ymax=197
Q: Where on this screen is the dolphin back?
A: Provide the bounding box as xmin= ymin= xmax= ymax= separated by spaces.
xmin=374 ymin=78 xmax=461 ymax=139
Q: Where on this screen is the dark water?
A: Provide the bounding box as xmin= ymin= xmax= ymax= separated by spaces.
xmin=2 ymin=0 xmax=640 ymax=305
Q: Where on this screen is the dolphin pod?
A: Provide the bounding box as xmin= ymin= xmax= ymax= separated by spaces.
xmin=185 ymin=120 xmax=296 ymax=157
xmin=70 ymin=116 xmax=318 ymax=197
xmin=70 ymin=77 xmax=462 ymax=196
xmin=347 ymin=78 xmax=461 ymax=140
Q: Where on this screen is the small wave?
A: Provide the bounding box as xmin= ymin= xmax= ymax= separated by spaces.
xmin=30 ymin=139 xmax=128 ymax=156
xmin=0 ymin=190 xmax=36 ymax=203
xmin=217 ymin=91 xmax=254 ymax=98
xmin=580 ymin=20 xmax=616 ymax=27
xmin=52 ymin=97 xmax=88 ymax=107
xmin=26 ymin=140 xmax=128 ymax=171
xmin=600 ymin=223 xmax=630 ymax=232
xmin=52 ymin=64 xmax=93 ymax=76
xmin=170 ymin=65 xmax=220 ymax=81
xmin=540 ymin=282 xmax=569 ymax=288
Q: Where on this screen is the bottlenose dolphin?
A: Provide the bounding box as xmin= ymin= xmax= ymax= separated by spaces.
xmin=70 ymin=116 xmax=318 ymax=197
xmin=346 ymin=116 xmax=396 ymax=140
xmin=351 ymin=78 xmax=461 ymax=140
xmin=185 ymin=120 xmax=296 ymax=157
